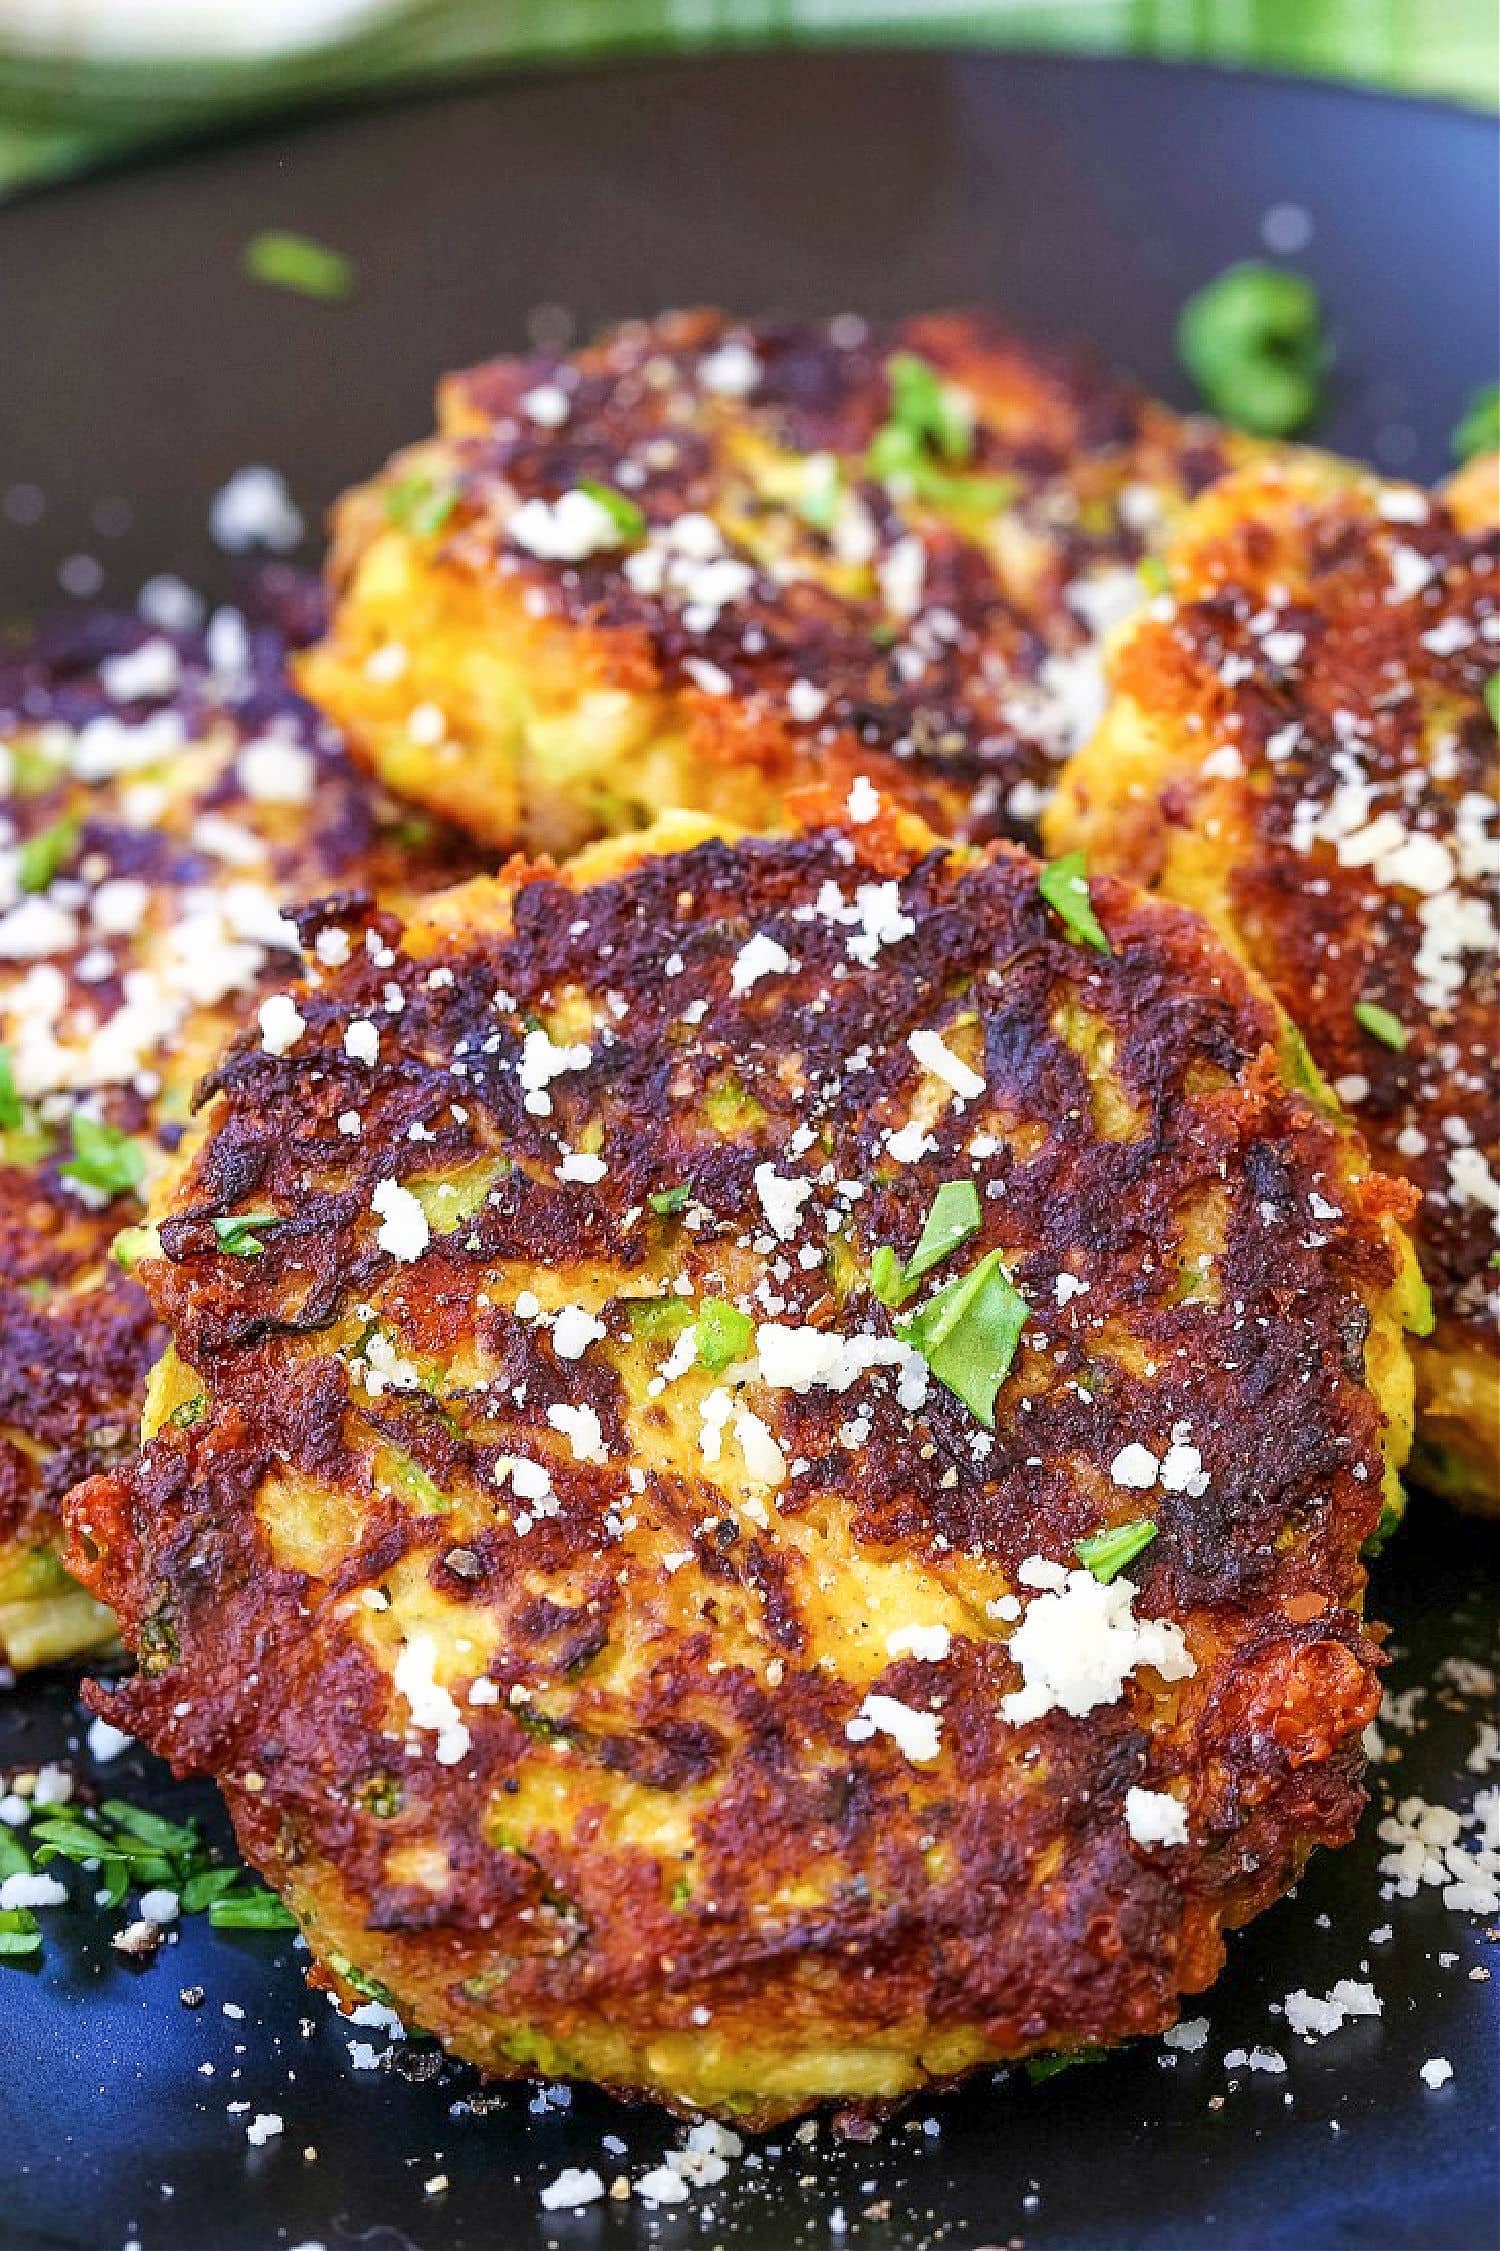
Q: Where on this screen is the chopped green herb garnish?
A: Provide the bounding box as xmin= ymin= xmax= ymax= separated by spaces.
xmin=885 ymin=351 xmax=973 ymax=463
xmin=244 ymin=230 xmax=355 ymax=300
xmin=647 ymin=1184 xmax=691 ymax=1216
xmin=1485 ymin=672 xmax=1500 ymax=730
xmin=695 ymin=1298 xmax=755 ymax=1374
xmin=1453 ymin=383 xmax=1500 ymax=465
xmin=904 ymin=1179 xmax=983 ymax=1285
xmin=180 ymin=1867 xmax=245 ymax=1913
xmin=866 ymin=351 xmax=1014 ymax=514
xmin=1177 ymin=263 xmax=1325 ymax=437
xmin=207 ymin=1888 xmax=299 ymax=1931
xmin=1137 ymin=554 xmax=1171 ymax=596
xmin=1025 ymin=2047 xmax=1104 ymax=2083
xmin=896 ymin=1248 xmax=1028 ymax=1429
xmin=577 ymin=479 xmax=647 ymax=545
xmin=211 ymin=1211 xmax=281 ymax=1258
xmin=870 ymin=1243 xmax=915 ymax=1309
xmin=1039 ymin=852 xmax=1111 ymax=954
xmin=60 ymin=1113 xmax=147 ymax=1202
xmin=169 ymin=1394 xmax=208 ymax=1429
xmin=0 ymin=1907 xmax=41 ymax=1959
xmin=871 ymin=1180 xmax=983 ymax=1308
xmin=0 ymin=1827 xmax=33 ymax=1882
xmin=1075 ymin=1519 xmax=1158 ymax=1584
xmin=384 ymin=472 xmax=459 ymax=539
xmin=17 ymin=816 xmax=78 ymax=894
xmin=99 ymin=1800 xmax=198 ymax=1856
xmin=0 ymin=1047 xmax=21 ymax=1132
xmin=1353 ymin=1000 xmax=1408 ymax=1053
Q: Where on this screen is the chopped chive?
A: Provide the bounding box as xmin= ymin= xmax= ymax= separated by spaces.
xmin=904 ymin=1179 xmax=983 ymax=1285
xmin=17 ymin=815 xmax=78 ymax=894
xmin=1453 ymin=383 xmax=1500 ymax=465
xmin=99 ymin=1800 xmax=198 ymax=1856
xmin=384 ymin=472 xmax=459 ymax=539
xmin=1177 ymin=263 xmax=1325 ymax=437
xmin=870 ymin=1243 xmax=915 ymax=1310
xmin=0 ymin=1907 xmax=41 ymax=1958
xmin=647 ymin=1184 xmax=690 ymax=1216
xmin=0 ymin=1046 xmax=21 ymax=1132
xmin=208 ymin=1888 xmax=298 ymax=1931
xmin=211 ymin=1211 xmax=282 ymax=1258
xmin=1353 ymin=1000 xmax=1408 ymax=1053
xmin=577 ymin=479 xmax=647 ymax=545
xmin=60 ymin=1113 xmax=147 ymax=1202
xmin=1075 ymin=1519 xmax=1158 ymax=1584
xmin=896 ymin=1248 xmax=1028 ymax=1429
xmin=244 ymin=230 xmax=355 ymax=300
xmin=1025 ymin=2048 xmax=1103 ymax=2083
xmin=180 ymin=1867 xmax=247 ymax=1913
xmin=1484 ymin=672 xmax=1500 ymax=729
xmin=1039 ymin=852 xmax=1111 ymax=954
xmin=695 ymin=1298 xmax=755 ymax=1374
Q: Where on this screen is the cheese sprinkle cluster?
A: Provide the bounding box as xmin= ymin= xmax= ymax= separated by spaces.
xmin=1046 ymin=454 xmax=1500 ymax=1509
xmin=0 ymin=580 xmax=481 ymax=1667
xmin=68 ymin=797 xmax=1424 ymax=2124
xmin=299 ymin=309 xmax=1261 ymax=860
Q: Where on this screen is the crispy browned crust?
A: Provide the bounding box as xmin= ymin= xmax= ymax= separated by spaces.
xmin=1045 ymin=456 xmax=1499 ymax=1505
xmin=69 ymin=806 xmax=1418 ymax=2119
xmin=306 ymin=308 xmax=1254 ymax=851
xmin=0 ymin=589 xmax=484 ymax=1648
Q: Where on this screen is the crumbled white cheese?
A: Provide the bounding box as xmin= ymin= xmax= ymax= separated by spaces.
xmin=886 ymin=1624 xmax=952 ymax=1662
xmin=546 ymin=1404 xmax=607 ymax=1463
xmin=753 ymin=1164 xmax=813 ymax=1241
xmin=540 ymin=2167 xmax=605 ymax=2212
xmin=211 ymin=467 xmax=303 ymax=553
xmin=730 ymin=933 xmax=792 ymax=996
xmin=238 ymin=737 xmax=315 ymax=805
xmin=1000 ymin=1564 xmax=1195 ymax=1725
xmin=371 ymin=1179 xmax=429 ymax=1262
xmin=258 ymin=992 xmax=305 ymax=1055
xmin=392 ymin=1632 xmax=469 ymax=1766
xmin=551 ymin=1305 xmax=606 ymax=1360
xmin=1124 ymin=1786 xmax=1189 ymax=1848
xmin=846 ymin=1693 xmax=942 ymax=1766
xmin=908 ymin=1027 xmax=985 ymax=1100
xmin=508 ymin=488 xmax=626 ymax=562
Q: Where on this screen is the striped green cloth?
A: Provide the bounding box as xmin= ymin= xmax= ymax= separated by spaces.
xmin=0 ymin=1 xmax=1494 ymax=197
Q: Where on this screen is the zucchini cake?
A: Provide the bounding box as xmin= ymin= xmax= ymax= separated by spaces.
xmin=0 ymin=583 xmax=481 ymax=1669
xmin=299 ymin=308 xmax=1263 ymax=857
xmin=69 ymin=793 xmax=1424 ymax=2122
xmin=1046 ymin=454 xmax=1499 ymax=1509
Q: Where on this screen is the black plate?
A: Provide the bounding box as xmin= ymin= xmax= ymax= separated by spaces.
xmin=2 ymin=50 xmax=1497 ymax=2251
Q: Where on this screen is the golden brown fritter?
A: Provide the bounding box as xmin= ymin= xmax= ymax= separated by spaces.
xmin=69 ymin=796 xmax=1423 ymax=2123
xmin=0 ymin=583 xmax=483 ymax=1667
xmin=299 ymin=308 xmax=1262 ymax=857
xmin=1045 ymin=454 xmax=1499 ymax=1510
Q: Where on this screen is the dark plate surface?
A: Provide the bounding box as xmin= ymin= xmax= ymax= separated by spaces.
xmin=1 ymin=48 xmax=1497 ymax=2251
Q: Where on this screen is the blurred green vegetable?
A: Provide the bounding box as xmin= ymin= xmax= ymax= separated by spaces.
xmin=1177 ymin=263 xmax=1326 ymax=436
